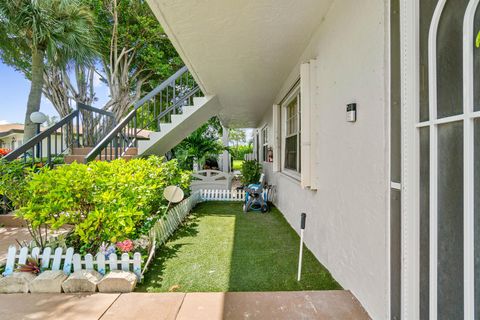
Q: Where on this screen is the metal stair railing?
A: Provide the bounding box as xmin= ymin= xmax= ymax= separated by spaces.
xmin=84 ymin=66 xmax=203 ymax=163
xmin=2 ymin=103 xmax=116 ymax=167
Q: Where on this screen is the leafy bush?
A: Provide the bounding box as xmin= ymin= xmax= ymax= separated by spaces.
xmin=240 ymin=160 xmax=262 ymax=185
xmin=229 ymin=144 xmax=253 ymax=160
xmin=17 ymin=156 xmax=190 ymax=253
xmin=0 ymin=160 xmax=36 ymax=212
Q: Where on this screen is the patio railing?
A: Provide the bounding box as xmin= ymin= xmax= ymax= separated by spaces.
xmin=2 ymin=103 xmax=116 ymax=167
xmin=85 ymin=66 xmax=203 ymax=163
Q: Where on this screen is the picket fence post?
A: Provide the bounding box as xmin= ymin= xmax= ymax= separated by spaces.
xmin=2 ymin=245 xmax=143 ymax=280
xmin=199 ymin=189 xmax=245 ymax=202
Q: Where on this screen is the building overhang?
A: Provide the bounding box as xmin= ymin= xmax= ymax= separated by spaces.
xmin=147 ymin=0 xmax=333 ymax=127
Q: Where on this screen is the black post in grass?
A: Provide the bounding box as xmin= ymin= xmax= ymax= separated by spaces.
xmin=297 ymin=213 xmax=306 ymax=281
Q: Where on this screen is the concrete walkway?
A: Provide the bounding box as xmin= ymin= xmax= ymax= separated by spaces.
xmin=0 ymin=227 xmax=32 ymax=265
xmin=0 ymin=291 xmax=370 ymax=320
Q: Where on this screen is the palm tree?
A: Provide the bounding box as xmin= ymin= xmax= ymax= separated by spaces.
xmin=0 ymin=0 xmax=97 ymax=142
xmin=174 ymin=122 xmax=225 ymax=170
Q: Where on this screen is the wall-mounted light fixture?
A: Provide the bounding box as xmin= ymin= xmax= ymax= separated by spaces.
xmin=346 ymin=103 xmax=357 ymax=122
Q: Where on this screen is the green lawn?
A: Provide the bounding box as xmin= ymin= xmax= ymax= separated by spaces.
xmin=137 ymin=202 xmax=341 ymax=292
xmin=232 ymin=160 xmax=243 ymax=171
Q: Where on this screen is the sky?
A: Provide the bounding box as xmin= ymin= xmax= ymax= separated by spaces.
xmin=0 ymin=62 xmax=110 ymax=124
xmin=0 ymin=60 xmax=254 ymax=142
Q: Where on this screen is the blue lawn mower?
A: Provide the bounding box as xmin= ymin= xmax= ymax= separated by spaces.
xmin=243 ymin=174 xmax=269 ymax=213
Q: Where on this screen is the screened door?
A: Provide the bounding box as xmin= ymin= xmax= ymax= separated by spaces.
xmin=417 ymin=0 xmax=480 ymax=319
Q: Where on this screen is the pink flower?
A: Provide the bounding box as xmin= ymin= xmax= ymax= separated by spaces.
xmin=116 ymin=239 xmax=134 ymax=253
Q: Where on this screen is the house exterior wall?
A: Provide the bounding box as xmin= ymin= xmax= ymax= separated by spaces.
xmin=0 ymin=133 xmax=24 ymax=150
xmin=0 ymin=132 xmax=75 ymax=158
xmin=257 ymin=0 xmax=389 ymax=318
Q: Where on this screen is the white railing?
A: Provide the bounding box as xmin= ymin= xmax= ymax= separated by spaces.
xmin=244 ymin=153 xmax=256 ymax=161
xmin=148 ymin=191 xmax=202 ymax=247
xmin=142 ymin=191 xmax=202 ymax=275
xmin=190 ymin=170 xmax=233 ymax=192
xmin=200 ymin=189 xmax=245 ymax=201
xmin=3 ymin=246 xmax=142 ymax=280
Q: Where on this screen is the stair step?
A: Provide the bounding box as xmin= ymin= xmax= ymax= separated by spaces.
xmin=71 ymin=147 xmax=138 ymax=156
xmin=193 ymin=97 xmax=207 ymax=107
xmin=64 ymin=154 xmax=135 ymax=164
xmin=182 ymin=106 xmax=198 ymax=114
xmin=138 ymin=95 xmax=220 ymax=156
xmin=160 ymin=123 xmax=174 ymax=132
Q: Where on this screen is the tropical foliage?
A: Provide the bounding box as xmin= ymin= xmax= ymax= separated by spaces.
xmin=228 ymin=128 xmax=246 ymax=148
xmin=15 ymin=157 xmax=190 ymax=253
xmin=229 ymin=144 xmax=253 ymax=161
xmin=240 ymin=160 xmax=262 ymax=185
xmin=0 ymin=160 xmax=35 ymax=212
xmin=0 ymin=0 xmax=97 ymax=141
xmin=16 ymin=256 xmax=41 ymax=274
xmin=0 ymin=0 xmax=182 ymax=134
xmin=88 ymin=0 xmax=182 ymax=120
xmin=172 ymin=117 xmax=225 ymax=170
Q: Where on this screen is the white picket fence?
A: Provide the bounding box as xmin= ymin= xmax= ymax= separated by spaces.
xmin=244 ymin=153 xmax=256 ymax=161
xmin=200 ymin=189 xmax=245 ymax=201
xmin=3 ymin=246 xmax=142 ymax=280
xmin=148 ymin=190 xmax=202 ymax=248
xmin=142 ymin=191 xmax=203 ymax=275
xmin=190 ymin=170 xmax=233 ymax=192
xmin=3 ymin=189 xmax=247 ymax=282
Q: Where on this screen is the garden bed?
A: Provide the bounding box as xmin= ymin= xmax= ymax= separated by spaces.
xmin=0 ymin=156 xmax=193 ymax=293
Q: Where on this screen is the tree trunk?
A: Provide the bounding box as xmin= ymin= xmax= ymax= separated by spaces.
xmin=23 ymin=49 xmax=45 ymax=142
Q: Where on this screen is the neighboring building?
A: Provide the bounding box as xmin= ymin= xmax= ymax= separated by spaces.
xmin=0 ymin=124 xmax=24 ymax=150
xmin=0 ymin=123 xmax=151 ymax=157
xmin=144 ymin=0 xmax=479 ymax=319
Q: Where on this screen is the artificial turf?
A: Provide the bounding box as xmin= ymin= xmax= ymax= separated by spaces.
xmin=137 ymin=201 xmax=341 ymax=292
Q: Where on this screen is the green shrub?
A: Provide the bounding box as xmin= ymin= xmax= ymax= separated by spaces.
xmin=0 ymin=160 xmax=36 ymax=212
xmin=229 ymin=144 xmax=253 ymax=160
xmin=17 ymin=156 xmax=191 ymax=253
xmin=240 ymin=160 xmax=262 ymax=185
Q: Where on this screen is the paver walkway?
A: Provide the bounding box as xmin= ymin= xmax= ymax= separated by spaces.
xmin=0 ymin=227 xmax=32 ymax=265
xmin=0 ymin=291 xmax=370 ymax=319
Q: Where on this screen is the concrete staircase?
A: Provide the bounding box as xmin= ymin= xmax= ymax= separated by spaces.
xmin=138 ymin=95 xmax=221 ymax=156
xmin=63 ymin=95 xmax=219 ymax=163
xmin=64 ymin=147 xmax=138 ymax=164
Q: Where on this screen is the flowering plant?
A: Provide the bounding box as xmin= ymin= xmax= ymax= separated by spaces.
xmin=116 ymin=239 xmax=134 ymax=253
xmin=99 ymin=242 xmax=116 ymax=258
xmin=16 ymin=256 xmax=41 ymax=274
xmin=0 ymin=148 xmax=11 ymax=157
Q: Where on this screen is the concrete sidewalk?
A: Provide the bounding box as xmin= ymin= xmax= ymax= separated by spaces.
xmin=0 ymin=291 xmax=370 ymax=320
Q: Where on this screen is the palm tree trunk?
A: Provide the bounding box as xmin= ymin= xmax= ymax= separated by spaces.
xmin=23 ymin=49 xmax=45 ymax=142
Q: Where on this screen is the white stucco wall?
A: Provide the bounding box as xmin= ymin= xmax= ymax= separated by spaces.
xmin=258 ymin=1 xmax=389 ymax=318
xmin=0 ymin=132 xmax=75 ymax=157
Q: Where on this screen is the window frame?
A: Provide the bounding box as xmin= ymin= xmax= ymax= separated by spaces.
xmin=261 ymin=125 xmax=269 ymax=162
xmin=281 ymin=86 xmax=301 ymax=179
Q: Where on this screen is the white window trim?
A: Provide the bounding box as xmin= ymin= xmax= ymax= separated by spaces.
xmin=401 ymin=1 xmax=479 ymax=318
xmin=272 ymin=104 xmax=281 ymax=172
xmin=300 ymin=60 xmax=318 ymax=190
xmin=281 ymin=85 xmax=301 ymax=181
xmin=261 ymin=124 xmax=269 ymax=162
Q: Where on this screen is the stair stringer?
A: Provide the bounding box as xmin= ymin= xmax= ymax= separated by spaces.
xmin=137 ymin=95 xmax=221 ymax=156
